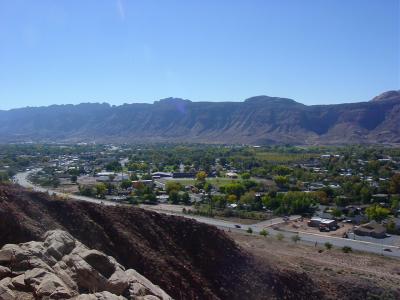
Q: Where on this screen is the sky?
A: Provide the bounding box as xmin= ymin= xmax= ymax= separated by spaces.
xmin=0 ymin=0 xmax=399 ymax=109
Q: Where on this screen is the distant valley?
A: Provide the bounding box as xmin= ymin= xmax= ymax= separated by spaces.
xmin=0 ymin=90 xmax=399 ymax=145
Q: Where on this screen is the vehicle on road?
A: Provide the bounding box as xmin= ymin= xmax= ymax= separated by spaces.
xmin=234 ymin=225 xmax=241 ymax=228
xmin=383 ymin=248 xmax=392 ymax=252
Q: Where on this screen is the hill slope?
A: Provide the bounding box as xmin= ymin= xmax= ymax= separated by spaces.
xmin=0 ymin=184 xmax=398 ymax=299
xmin=0 ymin=184 xmax=323 ymax=300
xmin=0 ymin=91 xmax=399 ymax=145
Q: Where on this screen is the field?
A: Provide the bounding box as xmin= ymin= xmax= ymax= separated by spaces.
xmin=254 ymin=151 xmax=317 ymax=163
xmin=164 ymin=177 xmax=239 ymax=187
xmin=228 ymin=230 xmax=400 ymax=299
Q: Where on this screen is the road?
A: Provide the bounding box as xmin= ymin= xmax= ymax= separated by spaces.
xmin=14 ymin=169 xmax=118 ymax=206
xmin=13 ymin=170 xmax=400 ymax=258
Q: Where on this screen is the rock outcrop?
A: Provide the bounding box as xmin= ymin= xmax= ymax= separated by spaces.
xmin=0 ymin=230 xmax=172 ymax=300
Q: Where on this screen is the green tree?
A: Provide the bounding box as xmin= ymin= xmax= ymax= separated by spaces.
xmin=247 ymin=227 xmax=253 ymax=234
xmin=331 ymin=207 xmax=342 ymax=218
xmin=259 ymin=229 xmax=269 ymax=237
xmin=227 ymin=194 xmax=237 ymax=203
xmin=181 ymin=192 xmax=191 ymax=205
xmin=221 ymin=183 xmax=246 ymax=198
xmin=360 ymin=186 xmax=372 ymax=203
xmin=169 ymin=190 xmax=179 ymax=204
xmin=95 ymin=183 xmax=107 ymax=198
xmin=391 ymin=195 xmax=399 ymax=210
xmin=70 ymin=175 xmax=78 ymax=183
xmin=106 ymin=161 xmax=122 ymax=172
xmin=365 ymin=204 xmax=390 ymax=222
xmin=241 ymin=172 xmax=251 ymax=180
xmin=120 ymin=179 xmax=133 ymax=190
xmin=389 ymin=174 xmax=400 ymax=194
xmin=196 ymin=171 xmax=207 ymax=182
xmin=79 ymin=185 xmax=95 ymax=197
xmin=274 ymin=175 xmax=288 ymax=187
xmin=166 ymin=181 xmax=183 ymax=194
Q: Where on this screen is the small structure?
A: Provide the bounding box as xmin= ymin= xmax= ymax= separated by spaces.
xmin=95 ymin=171 xmax=115 ymax=177
xmin=226 ymin=172 xmax=238 ymax=179
xmin=156 ymin=195 xmax=169 ymax=203
xmin=151 ymin=172 xmax=172 ymax=178
xmin=354 ymin=221 xmax=387 ymax=238
xmin=172 ymin=172 xmax=197 ymax=178
xmin=308 ymin=217 xmax=337 ymax=231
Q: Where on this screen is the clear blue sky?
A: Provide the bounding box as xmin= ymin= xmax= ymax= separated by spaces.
xmin=0 ymin=0 xmax=399 ymax=109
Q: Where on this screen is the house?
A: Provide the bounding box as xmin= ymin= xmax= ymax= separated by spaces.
xmin=354 ymin=221 xmax=387 ymax=238
xmin=372 ymin=194 xmax=389 ymax=202
xmin=172 ymin=172 xmax=196 ymax=178
xmin=226 ymin=172 xmax=238 ymax=179
xmin=105 ymin=195 xmax=127 ymax=202
xmin=95 ymin=171 xmax=115 ymax=177
xmin=151 ymin=172 xmax=172 ymax=178
xmin=156 ymin=195 xmax=169 ymax=203
xmin=308 ymin=217 xmax=337 ymax=230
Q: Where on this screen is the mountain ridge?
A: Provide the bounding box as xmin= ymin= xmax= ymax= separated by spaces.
xmin=0 ymin=90 xmax=398 ymax=145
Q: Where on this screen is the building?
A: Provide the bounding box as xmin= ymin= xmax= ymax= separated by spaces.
xmin=354 ymin=221 xmax=387 ymax=238
xmin=308 ymin=217 xmax=337 ymax=230
xmin=226 ymin=172 xmax=238 ymax=179
xmin=172 ymin=172 xmax=196 ymax=178
xmin=151 ymin=172 xmax=172 ymax=178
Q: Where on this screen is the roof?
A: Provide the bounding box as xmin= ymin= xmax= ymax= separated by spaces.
xmin=357 ymin=221 xmax=386 ymax=234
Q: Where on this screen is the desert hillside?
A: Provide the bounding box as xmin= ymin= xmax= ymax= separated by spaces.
xmin=0 ymin=184 xmax=399 ymax=299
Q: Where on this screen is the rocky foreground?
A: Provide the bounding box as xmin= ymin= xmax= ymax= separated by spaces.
xmin=0 ymin=230 xmax=172 ymax=300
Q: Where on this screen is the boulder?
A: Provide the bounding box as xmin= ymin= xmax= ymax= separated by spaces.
xmin=62 ymin=252 xmax=109 ymax=292
xmin=0 ymin=266 xmax=11 ymax=280
xmin=0 ymin=230 xmax=172 ymax=299
xmin=128 ymin=281 xmax=149 ymax=297
xmin=75 ymin=291 xmax=127 ymax=300
xmin=11 ymin=274 xmax=26 ymax=289
xmin=81 ymin=250 xmax=118 ymax=278
xmin=43 ymin=230 xmax=76 ymax=261
xmin=107 ymin=269 xmax=130 ymax=295
xmin=0 ymin=244 xmax=18 ymax=263
xmin=0 ymin=284 xmax=15 ymax=300
xmin=125 ymin=269 xmax=172 ymax=300
xmin=24 ymin=267 xmax=76 ymax=298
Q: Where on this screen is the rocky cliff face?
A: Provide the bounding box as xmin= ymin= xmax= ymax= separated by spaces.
xmin=0 ymin=91 xmax=398 ymax=145
xmin=0 ymin=230 xmax=171 ymax=300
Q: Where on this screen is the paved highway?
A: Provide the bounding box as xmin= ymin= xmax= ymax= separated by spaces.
xmin=14 ymin=170 xmax=400 ymax=258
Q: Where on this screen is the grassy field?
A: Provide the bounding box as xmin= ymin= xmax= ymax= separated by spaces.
xmin=254 ymin=151 xmax=316 ymax=163
xmin=166 ymin=177 xmax=239 ymax=187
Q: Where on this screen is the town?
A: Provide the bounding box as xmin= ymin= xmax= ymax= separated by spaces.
xmin=1 ymin=143 xmax=400 ymax=251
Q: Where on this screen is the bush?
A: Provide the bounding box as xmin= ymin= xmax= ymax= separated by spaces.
xmin=324 ymin=242 xmax=333 ymax=250
xmin=342 ymin=246 xmax=352 ymax=253
xmin=291 ymin=235 xmax=301 ymax=243
xmin=247 ymin=227 xmax=253 ymax=234
xmin=276 ymin=233 xmax=284 ymax=241
xmin=259 ymin=229 xmax=269 ymax=237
